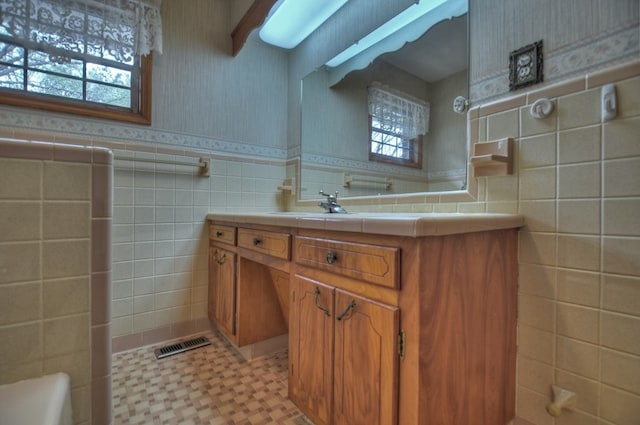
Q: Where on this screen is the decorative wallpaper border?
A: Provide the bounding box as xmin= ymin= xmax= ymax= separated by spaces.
xmin=301 ymin=152 xmax=466 ymax=180
xmin=0 ymin=107 xmax=288 ymax=160
xmin=470 ymin=24 xmax=639 ymax=102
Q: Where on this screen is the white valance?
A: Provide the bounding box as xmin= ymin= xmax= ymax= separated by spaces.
xmin=0 ymin=0 xmax=163 ymax=63
xmin=367 ymin=85 xmax=430 ymax=139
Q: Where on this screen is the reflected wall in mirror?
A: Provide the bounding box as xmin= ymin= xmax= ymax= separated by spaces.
xmin=300 ymin=2 xmax=468 ymax=200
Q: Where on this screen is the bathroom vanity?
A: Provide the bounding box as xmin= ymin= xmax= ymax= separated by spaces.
xmin=207 ymin=212 xmax=523 ymax=425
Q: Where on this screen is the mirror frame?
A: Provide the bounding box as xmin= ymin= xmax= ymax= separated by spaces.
xmin=292 ymin=111 xmax=478 ymax=209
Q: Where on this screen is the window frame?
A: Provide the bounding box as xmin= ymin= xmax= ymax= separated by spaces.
xmin=0 ymin=43 xmax=153 ymax=125
xmin=368 ymin=114 xmax=423 ymax=169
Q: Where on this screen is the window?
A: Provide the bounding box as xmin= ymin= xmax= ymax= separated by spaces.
xmin=0 ymin=0 xmax=162 ymax=124
xmin=368 ymin=85 xmax=429 ymax=168
xmin=369 ymin=114 xmax=423 ymax=167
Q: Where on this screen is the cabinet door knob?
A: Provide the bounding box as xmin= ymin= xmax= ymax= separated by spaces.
xmin=253 ymin=238 xmax=262 ymax=246
xmin=326 ymin=251 xmax=337 ymax=264
xmin=216 ymin=231 xmax=223 ymax=237
xmin=314 ymin=287 xmax=331 ymax=317
xmin=336 ymin=300 xmax=356 ymax=321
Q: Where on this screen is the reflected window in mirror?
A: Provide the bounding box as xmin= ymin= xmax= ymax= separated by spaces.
xmin=368 ymin=85 xmax=428 ymax=169
xmin=369 ymin=115 xmax=423 ymax=168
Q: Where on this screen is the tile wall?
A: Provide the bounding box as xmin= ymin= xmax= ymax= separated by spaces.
xmin=503 ymin=64 xmax=640 ymax=425
xmin=0 ymin=139 xmax=113 ymax=425
xmin=106 ymin=146 xmax=287 ymax=351
xmin=338 ymin=60 xmax=639 ymax=425
xmin=0 ymin=126 xmax=288 ymax=354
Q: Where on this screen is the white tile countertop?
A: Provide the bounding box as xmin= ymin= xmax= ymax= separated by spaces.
xmin=206 ymin=212 xmax=525 ymax=237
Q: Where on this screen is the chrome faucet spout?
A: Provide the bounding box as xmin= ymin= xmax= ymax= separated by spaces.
xmin=318 ymin=190 xmax=347 ymax=213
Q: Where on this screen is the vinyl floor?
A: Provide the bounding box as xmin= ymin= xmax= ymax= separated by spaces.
xmin=112 ymin=331 xmax=310 ymax=425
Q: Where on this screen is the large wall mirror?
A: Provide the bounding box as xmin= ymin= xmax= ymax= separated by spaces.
xmin=299 ymin=0 xmax=469 ymax=200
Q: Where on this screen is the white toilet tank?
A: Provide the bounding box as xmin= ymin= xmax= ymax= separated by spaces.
xmin=0 ymin=372 xmax=73 ymax=425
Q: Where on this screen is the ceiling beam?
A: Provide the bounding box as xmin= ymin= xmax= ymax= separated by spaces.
xmin=231 ymin=0 xmax=277 ymax=56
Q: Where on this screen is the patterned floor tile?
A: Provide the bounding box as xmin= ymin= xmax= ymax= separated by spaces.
xmin=112 ymin=331 xmax=309 ymax=425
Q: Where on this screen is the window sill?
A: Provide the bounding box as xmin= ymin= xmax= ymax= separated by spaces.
xmin=0 ymin=90 xmax=151 ymax=125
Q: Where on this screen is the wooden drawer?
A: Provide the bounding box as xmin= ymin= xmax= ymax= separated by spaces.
xmin=209 ymin=224 xmax=236 ymax=246
xmin=294 ymin=236 xmax=400 ymax=289
xmin=238 ymin=228 xmax=291 ymax=260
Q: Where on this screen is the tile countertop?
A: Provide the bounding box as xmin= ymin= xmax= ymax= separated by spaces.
xmin=206 ymin=212 xmax=525 ymax=237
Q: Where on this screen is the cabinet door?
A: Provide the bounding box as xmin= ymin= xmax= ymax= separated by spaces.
xmin=289 ymin=275 xmax=334 ymax=425
xmin=334 ymin=289 xmax=399 ymax=425
xmin=208 ymin=246 xmax=236 ymax=338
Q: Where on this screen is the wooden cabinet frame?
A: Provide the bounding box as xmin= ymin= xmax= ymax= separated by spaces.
xmin=208 ymin=224 xmax=289 ymax=348
xmin=208 ymin=220 xmax=518 ymax=425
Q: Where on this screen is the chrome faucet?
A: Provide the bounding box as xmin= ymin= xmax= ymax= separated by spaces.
xmin=318 ymin=190 xmax=347 ymax=213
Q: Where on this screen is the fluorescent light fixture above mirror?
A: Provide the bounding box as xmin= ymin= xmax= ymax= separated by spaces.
xmin=259 ymin=0 xmax=348 ymax=49
xmin=326 ymin=0 xmax=450 ymax=67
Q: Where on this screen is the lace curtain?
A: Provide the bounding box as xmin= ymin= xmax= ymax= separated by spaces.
xmin=368 ymin=85 xmax=429 ymax=139
xmin=0 ymin=0 xmax=163 ymax=63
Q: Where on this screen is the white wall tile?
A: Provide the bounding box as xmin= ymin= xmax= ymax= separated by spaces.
xmin=557 ymin=163 xmax=601 ymax=199
xmin=603 ymin=157 xmax=640 ymax=198
xmin=519 ymin=134 xmax=557 ymax=169
xmin=603 ymin=237 xmax=640 ymax=276
xmin=134 ymin=188 xmax=155 ymax=205
xmin=558 ymin=126 xmax=601 ymax=165
xmin=556 ymin=269 xmax=600 ymax=308
xmin=602 ymin=274 xmax=640 ymax=315
xmin=603 ymin=116 xmax=640 ymax=159
xmin=519 ymin=168 xmax=556 ymax=200
xmin=601 ymin=312 xmax=640 ymax=355
xmin=600 ymin=385 xmax=640 ymax=425
xmin=556 ymin=303 xmax=600 ymax=344
xmin=557 ymin=235 xmax=600 ymax=271
xmin=557 ymin=200 xmax=600 ymax=235
xmin=133 ymin=277 xmax=154 ymax=296
xmin=600 ymin=348 xmax=640 ymax=395
xmin=603 ymin=199 xmax=640 ymax=236
xmin=556 ymin=336 xmax=599 ymax=379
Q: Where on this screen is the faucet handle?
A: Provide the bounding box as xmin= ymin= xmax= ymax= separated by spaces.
xmin=319 ymin=190 xmax=339 ymax=202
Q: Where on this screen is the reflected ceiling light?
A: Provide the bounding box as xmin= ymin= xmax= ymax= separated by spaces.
xmin=259 ymin=0 xmax=348 ymax=49
xmin=326 ymin=0 xmax=449 ymax=67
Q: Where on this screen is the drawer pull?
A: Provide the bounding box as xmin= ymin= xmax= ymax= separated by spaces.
xmin=216 ymin=231 xmax=223 ymax=237
xmin=314 ymin=287 xmax=331 ymax=317
xmin=326 ymin=251 xmax=337 ymax=264
xmin=336 ymin=300 xmax=356 ymax=321
xmin=253 ymin=237 xmax=262 ymax=246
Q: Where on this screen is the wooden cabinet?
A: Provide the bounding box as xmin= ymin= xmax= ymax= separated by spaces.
xmin=289 ymin=275 xmax=399 ymax=425
xmin=289 ymin=277 xmax=334 ymax=425
xmin=208 ymin=225 xmax=237 ymax=340
xmin=333 ymin=289 xmax=398 ymax=425
xmin=208 ymin=246 xmax=236 ymax=337
xmin=208 ymin=216 xmax=520 ymax=425
xmin=290 ymin=233 xmax=403 ymax=425
xmin=208 ymin=224 xmax=289 ymax=348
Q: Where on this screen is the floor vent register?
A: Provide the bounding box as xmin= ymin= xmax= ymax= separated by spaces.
xmin=154 ymin=336 xmax=211 ymax=359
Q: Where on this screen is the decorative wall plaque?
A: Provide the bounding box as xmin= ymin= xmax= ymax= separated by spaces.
xmin=509 ymin=40 xmax=543 ymax=91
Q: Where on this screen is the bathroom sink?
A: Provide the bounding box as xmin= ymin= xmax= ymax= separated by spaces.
xmin=267 ymin=212 xmax=357 ymax=216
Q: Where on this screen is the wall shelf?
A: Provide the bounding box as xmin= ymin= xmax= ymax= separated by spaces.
xmin=471 ymin=138 xmax=514 ymax=177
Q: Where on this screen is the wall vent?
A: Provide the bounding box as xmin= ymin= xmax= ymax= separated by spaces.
xmin=154 ymin=336 xmax=210 ymax=359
